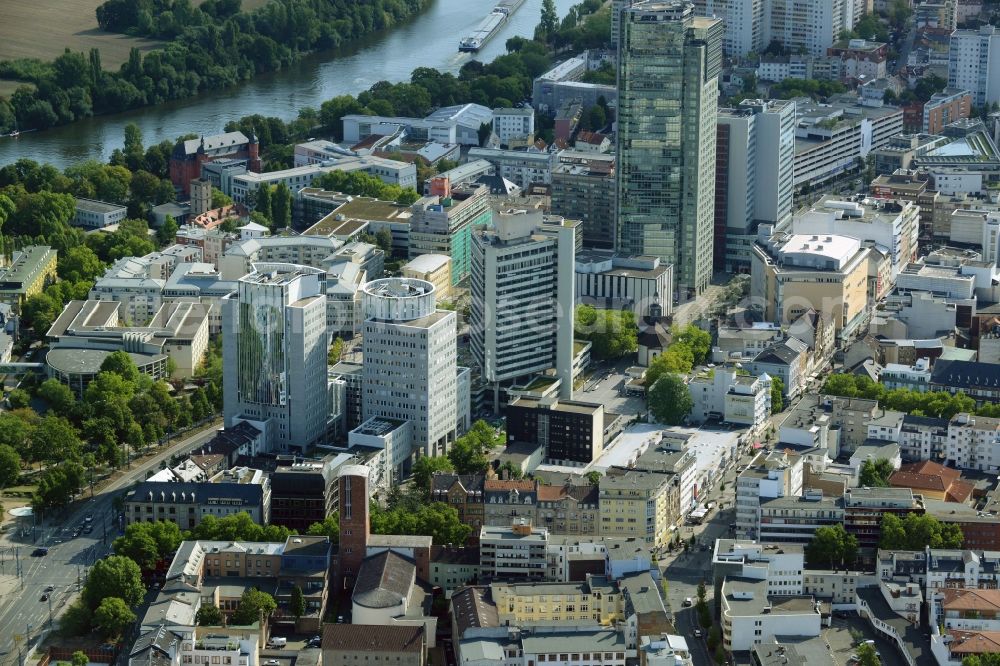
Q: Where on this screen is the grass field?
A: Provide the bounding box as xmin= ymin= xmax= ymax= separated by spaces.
xmin=0 ymin=0 xmax=273 ymax=69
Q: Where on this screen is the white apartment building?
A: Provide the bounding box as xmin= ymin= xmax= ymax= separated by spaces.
xmin=735 ymin=450 xmax=804 ymax=540
xmin=219 ymin=235 xmax=343 ymax=280
xmin=720 ymin=577 xmax=822 ymax=652
xmin=792 ymin=197 xmax=920 ymax=281
xmin=948 ymin=25 xmax=1000 ymax=107
xmin=764 ymin=0 xmax=853 ymax=56
xmin=228 ymin=158 xmax=417 ymax=204
xmin=947 ymin=413 xmax=1000 ymax=471
xmin=470 ymin=210 xmax=578 ymax=405
xmin=692 ymin=0 xmax=765 ymax=56
xmin=757 ymin=492 xmax=845 ymax=545
xmin=687 ymin=365 xmax=771 ymax=431
xmin=694 ymin=0 xmax=855 ymax=57
xmin=712 ymin=540 xmax=807 ymax=596
xmin=342 ymin=104 xmax=493 ymax=146
xmin=793 ymin=101 xmax=903 ymax=189
xmin=492 ymin=108 xmax=536 ymax=146
xmin=129 ymin=626 xmax=261 ymax=666
xmin=221 ymin=263 xmax=329 ymax=453
xmin=467 ymin=147 xmax=558 ymax=187
xmin=362 ymin=278 xmax=461 ymax=457
xmin=326 ymin=260 xmax=366 ymax=338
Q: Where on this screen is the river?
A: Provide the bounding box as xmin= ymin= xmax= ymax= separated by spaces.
xmin=0 ymin=0 xmax=579 ymax=169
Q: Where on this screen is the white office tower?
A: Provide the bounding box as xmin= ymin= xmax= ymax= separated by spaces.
xmin=361 ymin=278 xmax=459 ymax=457
xmin=222 ymin=263 xmax=328 ymax=453
xmin=470 ymin=210 xmax=578 ymax=408
xmin=716 ymin=99 xmax=796 ymax=272
xmin=948 ymin=25 xmax=1000 ymax=107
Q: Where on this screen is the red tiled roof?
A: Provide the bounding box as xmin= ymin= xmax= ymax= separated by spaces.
xmin=942 ymin=588 xmax=1000 ymax=612
xmin=484 ymin=479 xmax=535 ymax=492
xmin=948 ymin=630 xmax=1000 ymax=655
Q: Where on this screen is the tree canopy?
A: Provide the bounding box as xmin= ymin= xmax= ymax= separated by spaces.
xmin=574 ymin=305 xmax=638 ymax=360
xmin=880 ymin=513 xmax=963 ymax=550
xmin=859 ymin=458 xmax=895 ymax=488
xmin=805 ymin=525 xmax=858 ymax=568
xmin=231 ymin=588 xmax=277 ymax=626
xmin=648 ymin=374 xmax=693 ymax=426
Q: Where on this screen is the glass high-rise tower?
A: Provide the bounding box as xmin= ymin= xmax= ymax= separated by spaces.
xmin=615 ymin=0 xmax=723 ymax=298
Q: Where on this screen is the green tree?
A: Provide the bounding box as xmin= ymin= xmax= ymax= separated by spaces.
xmin=0 ymin=444 xmax=20 ymax=488
xmin=196 ymin=603 xmax=225 ymax=626
xmin=305 ymin=514 xmax=340 ymax=543
xmin=497 ymin=461 xmax=523 ymax=479
xmin=290 ymin=585 xmax=306 ymax=620
xmin=770 ymin=377 xmax=784 ymax=413
xmin=648 ymin=374 xmax=693 ymax=425
xmin=412 ymin=455 xmax=455 ymax=492
xmin=157 ymin=215 xmax=179 ymax=246
xmin=673 ymin=324 xmax=711 ymax=366
xmin=585 ymin=470 xmax=602 ymax=487
xmin=255 ymin=184 xmax=272 ymax=222
xmin=806 ymin=525 xmax=858 ymax=568
xmin=58 ymin=245 xmax=104 ymax=282
xmin=538 ymin=0 xmax=559 ymax=39
xmin=859 ymin=458 xmax=895 ymax=487
xmin=371 ymin=501 xmax=472 ymax=545
xmin=328 ymin=337 xmax=345 ymax=365
xmin=94 ymin=596 xmax=136 ymax=641
xmin=575 ymin=306 xmax=638 ymax=360
xmin=38 ymin=378 xmax=75 ymax=416
xmin=83 ymin=555 xmax=145 ymax=609
xmin=857 ymin=642 xmax=880 ymax=666
xmin=7 ymin=389 xmax=30 ymax=410
xmin=272 ymin=182 xmax=292 ymax=229
xmin=231 ymin=588 xmax=277 ymax=626
xmin=100 ymin=350 xmax=141 ymax=383
xmin=448 ymin=435 xmax=490 ymax=475
xmin=211 ymin=188 xmax=233 ymax=209
xmin=72 ymin=651 xmax=89 ymax=666
xmin=375 ymin=228 xmax=394 ymax=255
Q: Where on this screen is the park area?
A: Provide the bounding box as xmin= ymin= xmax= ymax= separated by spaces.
xmin=0 ymin=0 xmax=162 ymax=69
xmin=0 ymin=0 xmax=274 ymax=70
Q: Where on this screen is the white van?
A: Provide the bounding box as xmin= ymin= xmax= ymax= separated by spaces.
xmin=268 ymin=637 xmax=287 ymax=648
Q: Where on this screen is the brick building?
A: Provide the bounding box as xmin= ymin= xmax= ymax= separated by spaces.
xmin=170 ymin=131 xmax=261 ymax=194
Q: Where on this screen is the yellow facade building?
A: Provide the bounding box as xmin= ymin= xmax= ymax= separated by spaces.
xmin=0 ymin=246 xmax=57 ymax=312
xmin=598 ymin=469 xmax=678 ymax=547
xmin=491 ymin=577 xmax=623 ymax=626
xmin=401 ymin=253 xmax=452 ymax=301
xmin=751 ymin=233 xmax=872 ymax=344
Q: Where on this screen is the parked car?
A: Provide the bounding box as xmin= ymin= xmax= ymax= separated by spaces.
xmin=31 ymin=548 xmax=48 ymax=557
xmin=683 ymin=597 xmax=693 ymax=607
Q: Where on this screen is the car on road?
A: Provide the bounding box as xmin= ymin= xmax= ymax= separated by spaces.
xmin=84 ymin=525 xmax=93 ymax=534
xmin=84 ymin=514 xmax=93 ymax=523
xmin=683 ymin=597 xmax=693 ymax=607
xmin=263 ymin=661 xmax=280 ymax=666
xmin=44 ymin=585 xmax=54 ymax=592
xmin=40 ymin=594 xmax=48 ymax=602
xmin=693 ymin=629 xmax=703 ymax=638
xmin=31 ymin=548 xmax=48 ymax=557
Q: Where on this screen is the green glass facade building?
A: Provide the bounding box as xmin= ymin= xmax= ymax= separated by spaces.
xmin=615 ymin=0 xmax=723 ymax=297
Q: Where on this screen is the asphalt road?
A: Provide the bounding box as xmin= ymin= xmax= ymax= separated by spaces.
xmin=0 ymin=421 xmax=222 ymax=661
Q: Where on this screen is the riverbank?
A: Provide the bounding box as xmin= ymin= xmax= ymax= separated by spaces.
xmin=0 ymin=0 xmax=583 ymax=168
xmin=0 ymin=0 xmax=432 ymax=137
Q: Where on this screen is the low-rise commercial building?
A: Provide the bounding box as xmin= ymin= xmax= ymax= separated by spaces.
xmin=73 ymin=198 xmax=128 ymax=229
xmin=575 ymin=251 xmax=673 ymax=320
xmin=125 ymin=467 xmax=271 ymax=529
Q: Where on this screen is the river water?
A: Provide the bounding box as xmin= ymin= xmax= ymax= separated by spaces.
xmin=0 ymin=0 xmax=577 ymax=169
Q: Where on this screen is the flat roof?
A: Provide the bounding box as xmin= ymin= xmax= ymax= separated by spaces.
xmin=76 ymin=198 xmax=127 ymax=214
